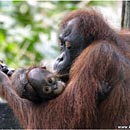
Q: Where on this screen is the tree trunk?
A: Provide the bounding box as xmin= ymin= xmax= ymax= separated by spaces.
xmin=121 ymin=1 xmax=130 ymax=29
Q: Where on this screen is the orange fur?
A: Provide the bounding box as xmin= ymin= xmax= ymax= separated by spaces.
xmin=0 ymin=9 xmax=130 ymax=129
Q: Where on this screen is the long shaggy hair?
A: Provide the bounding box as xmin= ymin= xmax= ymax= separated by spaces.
xmin=0 ymin=9 xmax=130 ymax=129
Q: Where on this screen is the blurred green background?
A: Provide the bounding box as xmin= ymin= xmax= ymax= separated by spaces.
xmin=0 ymin=0 xmax=121 ymax=69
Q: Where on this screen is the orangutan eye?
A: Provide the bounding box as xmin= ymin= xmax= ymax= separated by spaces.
xmin=47 ymin=77 xmax=56 ymax=85
xmin=43 ymin=87 xmax=52 ymax=94
xmin=65 ymin=41 xmax=71 ymax=49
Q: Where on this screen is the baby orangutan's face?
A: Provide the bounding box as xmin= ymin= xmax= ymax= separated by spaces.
xmin=27 ymin=67 xmax=65 ymax=99
xmin=12 ymin=67 xmax=65 ymax=103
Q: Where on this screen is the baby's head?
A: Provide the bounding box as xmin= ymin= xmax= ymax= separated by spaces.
xmin=27 ymin=67 xmax=65 ymax=101
xmin=12 ymin=67 xmax=65 ymax=103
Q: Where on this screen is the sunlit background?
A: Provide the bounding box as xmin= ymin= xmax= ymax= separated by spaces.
xmin=0 ymin=0 xmax=122 ymax=69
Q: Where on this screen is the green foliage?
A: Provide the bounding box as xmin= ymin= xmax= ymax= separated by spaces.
xmin=88 ymin=0 xmax=116 ymax=7
xmin=0 ymin=0 xmax=117 ymax=69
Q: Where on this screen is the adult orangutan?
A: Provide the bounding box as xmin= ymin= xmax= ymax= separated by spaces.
xmin=0 ymin=9 xmax=130 ymax=129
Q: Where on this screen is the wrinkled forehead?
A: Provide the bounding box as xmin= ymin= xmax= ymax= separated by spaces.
xmin=62 ymin=17 xmax=79 ymax=29
xmin=59 ymin=18 xmax=80 ymax=39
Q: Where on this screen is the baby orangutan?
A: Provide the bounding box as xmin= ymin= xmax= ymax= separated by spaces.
xmin=11 ymin=67 xmax=65 ymax=103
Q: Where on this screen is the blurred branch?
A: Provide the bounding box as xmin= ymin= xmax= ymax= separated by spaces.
xmin=121 ymin=1 xmax=130 ymax=29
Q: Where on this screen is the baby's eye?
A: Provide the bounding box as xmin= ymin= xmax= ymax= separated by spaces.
xmin=47 ymin=77 xmax=56 ymax=85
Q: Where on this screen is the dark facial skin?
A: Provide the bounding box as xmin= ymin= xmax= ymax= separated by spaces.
xmin=27 ymin=67 xmax=65 ymax=101
xmin=12 ymin=67 xmax=65 ymax=103
xmin=54 ymin=18 xmax=87 ymax=79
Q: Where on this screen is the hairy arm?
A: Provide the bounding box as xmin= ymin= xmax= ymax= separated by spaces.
xmin=0 ymin=70 xmax=32 ymax=128
xmin=69 ymin=40 xmax=130 ymax=128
